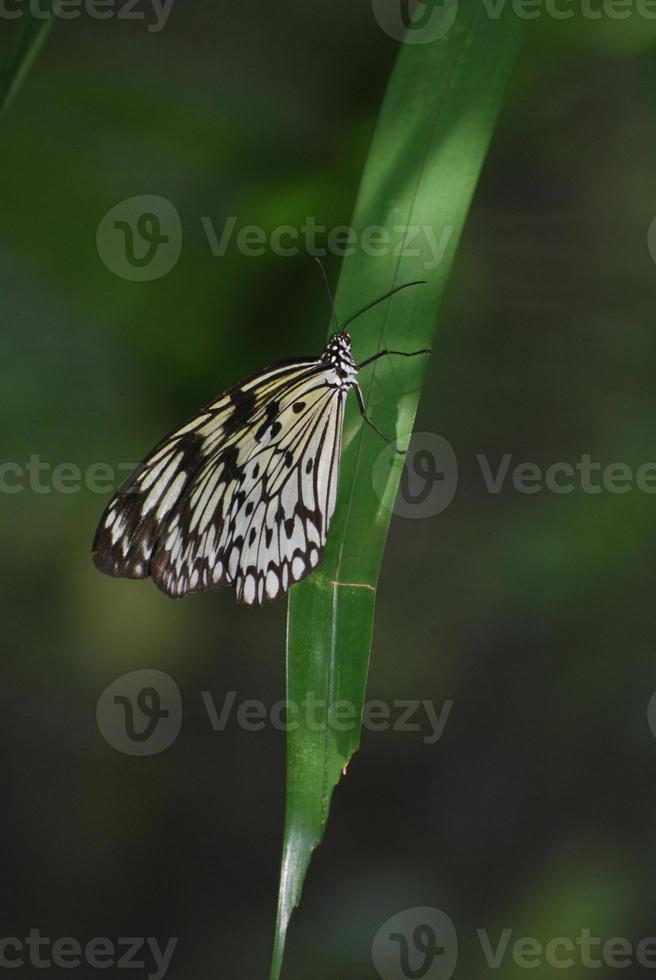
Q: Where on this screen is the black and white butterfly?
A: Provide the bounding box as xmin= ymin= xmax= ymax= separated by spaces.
xmin=92 ymin=283 xmax=429 ymax=606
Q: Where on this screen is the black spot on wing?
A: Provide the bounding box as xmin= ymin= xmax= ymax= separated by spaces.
xmin=219 ymin=444 xmax=241 ymax=482
xmin=224 ymin=387 xmax=257 ymax=435
xmin=254 ymin=401 xmax=283 ymax=442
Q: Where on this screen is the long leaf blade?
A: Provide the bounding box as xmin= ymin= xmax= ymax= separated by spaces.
xmin=0 ymin=4 xmax=53 ymax=116
xmin=272 ymin=7 xmax=523 ymax=977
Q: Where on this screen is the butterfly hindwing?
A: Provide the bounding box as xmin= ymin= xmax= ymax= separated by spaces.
xmin=92 ymin=427 xmax=206 ymax=582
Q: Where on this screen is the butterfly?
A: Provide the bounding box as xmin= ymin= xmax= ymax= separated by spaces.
xmin=92 ymin=282 xmax=430 ymax=606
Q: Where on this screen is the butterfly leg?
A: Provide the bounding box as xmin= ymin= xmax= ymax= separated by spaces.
xmin=357 ymin=348 xmax=431 ymax=370
xmin=353 ymin=382 xmax=406 ymax=454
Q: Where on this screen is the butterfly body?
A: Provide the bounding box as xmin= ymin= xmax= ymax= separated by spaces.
xmin=320 ymin=331 xmax=358 ymax=390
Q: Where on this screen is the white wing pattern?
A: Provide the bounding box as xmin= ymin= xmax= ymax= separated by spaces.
xmin=92 ymin=349 xmax=349 ymax=606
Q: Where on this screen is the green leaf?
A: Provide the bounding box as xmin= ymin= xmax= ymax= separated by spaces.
xmin=270 ymin=7 xmax=523 ymax=978
xmin=0 ymin=3 xmax=54 ymax=116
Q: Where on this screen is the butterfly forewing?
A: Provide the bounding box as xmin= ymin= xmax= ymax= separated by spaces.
xmin=92 ymin=351 xmax=350 ymax=606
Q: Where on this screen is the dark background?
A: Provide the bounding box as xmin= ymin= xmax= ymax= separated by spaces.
xmin=2 ymin=6 xmax=656 ymax=978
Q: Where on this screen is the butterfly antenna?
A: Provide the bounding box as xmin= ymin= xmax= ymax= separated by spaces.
xmin=314 ymin=257 xmax=339 ymax=333
xmin=340 ymin=280 xmax=426 ymax=332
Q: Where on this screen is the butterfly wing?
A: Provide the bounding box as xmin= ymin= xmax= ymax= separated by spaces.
xmin=92 ymin=359 xmax=345 ymax=605
xmin=150 ymin=374 xmax=345 ymax=604
xmin=92 ymin=359 xmax=318 ymax=582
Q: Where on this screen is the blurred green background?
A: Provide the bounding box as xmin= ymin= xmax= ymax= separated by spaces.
xmin=3 ymin=6 xmax=656 ymax=978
